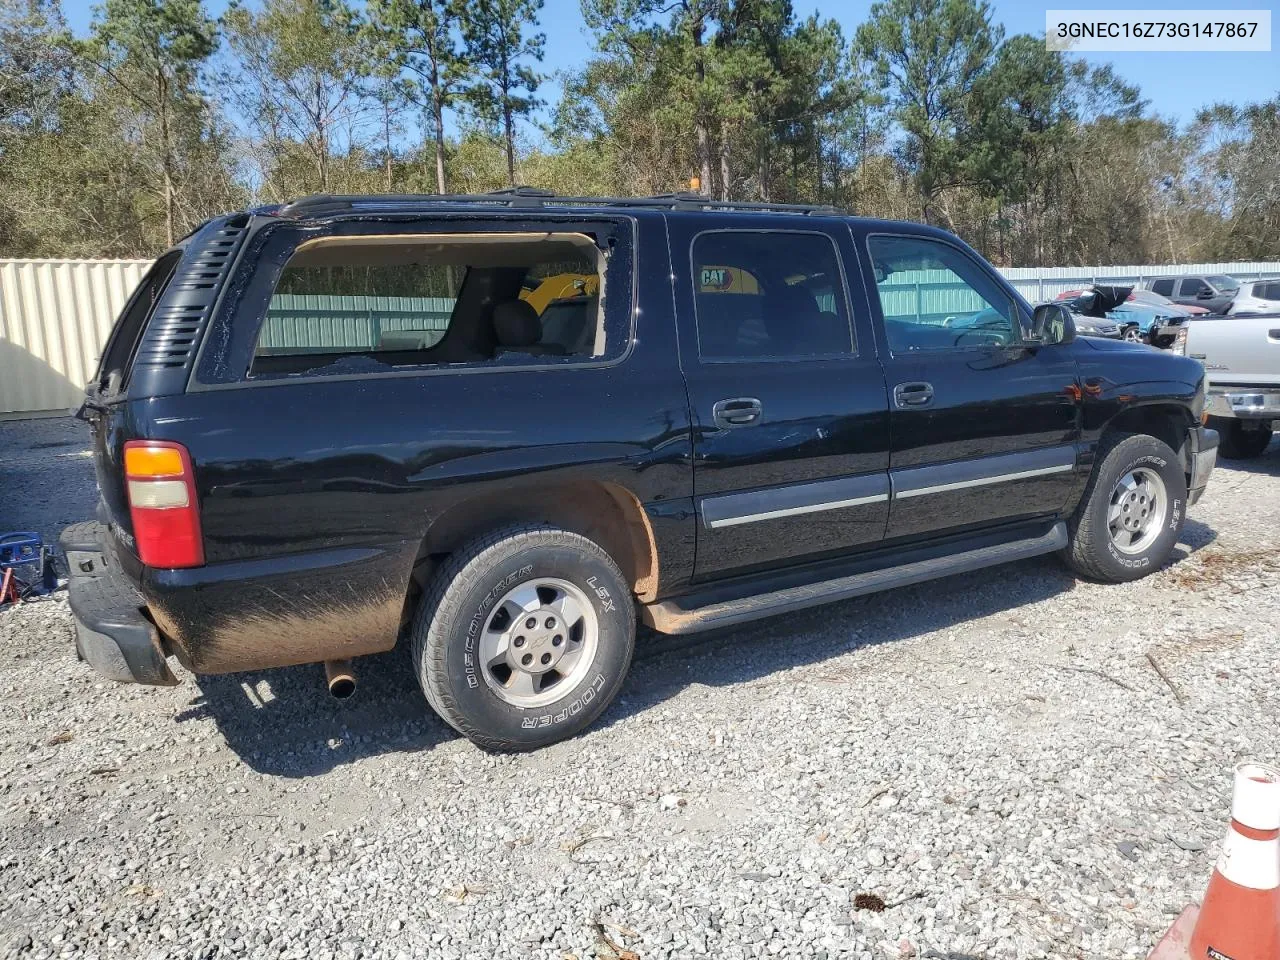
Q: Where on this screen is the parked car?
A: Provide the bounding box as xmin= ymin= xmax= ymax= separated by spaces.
xmin=1180 ymin=313 xmax=1279 ymax=459
xmin=1226 ymin=279 xmax=1280 ymax=317
xmin=1062 ymin=285 xmax=1200 ymax=347
xmin=64 ymin=190 xmax=1218 ymax=751
xmin=1128 ymin=287 xmax=1211 ymax=316
xmin=1058 ymin=285 xmax=1151 ymax=341
xmin=1147 ymin=275 xmax=1241 ymax=315
xmin=1055 ymin=286 xmax=1209 ymax=319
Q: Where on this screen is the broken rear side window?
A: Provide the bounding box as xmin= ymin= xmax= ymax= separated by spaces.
xmin=248 ymin=232 xmax=608 ymax=379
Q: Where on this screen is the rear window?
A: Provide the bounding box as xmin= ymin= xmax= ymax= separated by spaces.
xmin=260 ymin=261 xmax=462 ymax=355
xmin=96 ymin=251 xmax=182 ymax=395
xmin=249 ymin=233 xmax=607 ymax=377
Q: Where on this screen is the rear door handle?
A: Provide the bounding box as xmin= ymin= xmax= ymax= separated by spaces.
xmin=712 ymin=397 xmax=763 ymax=428
xmin=893 ymin=381 xmax=934 ymax=408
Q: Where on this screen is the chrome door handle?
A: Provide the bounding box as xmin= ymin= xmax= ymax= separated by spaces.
xmin=893 ymin=381 xmax=934 ymax=408
xmin=712 ymin=397 xmax=763 ymax=428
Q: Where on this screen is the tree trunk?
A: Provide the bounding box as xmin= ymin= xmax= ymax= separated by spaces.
xmin=692 ymin=18 xmax=710 ymax=194
xmin=157 ymin=69 xmax=175 ymax=246
xmin=757 ymin=137 xmax=769 ymax=202
xmin=503 ymin=101 xmax=515 ymax=187
xmin=383 ymin=104 xmax=393 ymax=191
xmin=433 ymin=95 xmax=447 ymax=194
xmin=163 ymin=167 xmax=175 ymax=247
xmin=696 ymin=124 xmax=711 ymax=193
xmin=315 ymin=78 xmax=328 ymax=191
xmin=719 ymin=136 xmax=730 ymax=201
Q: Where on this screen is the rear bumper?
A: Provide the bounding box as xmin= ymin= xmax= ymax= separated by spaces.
xmin=1205 ymin=388 xmax=1280 ymax=420
xmin=1186 ymin=426 xmax=1218 ymax=508
xmin=60 ymin=521 xmax=177 ymax=685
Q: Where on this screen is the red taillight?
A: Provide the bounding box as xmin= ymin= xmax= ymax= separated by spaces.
xmin=123 ymin=440 xmax=205 ymax=568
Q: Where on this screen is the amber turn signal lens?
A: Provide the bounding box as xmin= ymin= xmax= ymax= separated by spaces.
xmin=124 ymin=444 xmax=184 ymax=478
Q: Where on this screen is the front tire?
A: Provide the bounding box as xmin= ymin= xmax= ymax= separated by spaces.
xmin=1064 ymin=432 xmax=1187 ymax=583
xmin=1212 ymin=418 xmax=1273 ymax=460
xmin=410 ymin=524 xmax=635 ymax=751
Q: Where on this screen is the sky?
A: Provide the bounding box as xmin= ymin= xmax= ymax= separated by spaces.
xmin=59 ymin=0 xmax=1280 ymax=129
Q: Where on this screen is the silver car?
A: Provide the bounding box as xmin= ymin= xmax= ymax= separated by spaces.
xmin=1228 ymin=279 xmax=1280 ymax=316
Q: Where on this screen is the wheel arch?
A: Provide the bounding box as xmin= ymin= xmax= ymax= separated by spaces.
xmin=402 ymin=479 xmax=660 ymax=627
xmin=1099 ymin=401 xmax=1197 ymax=477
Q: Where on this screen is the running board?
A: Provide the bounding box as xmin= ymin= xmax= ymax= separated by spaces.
xmin=641 ymin=522 xmax=1067 ymax=635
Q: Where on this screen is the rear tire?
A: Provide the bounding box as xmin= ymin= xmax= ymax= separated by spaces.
xmin=410 ymin=524 xmax=635 ymax=751
xmin=1064 ymin=432 xmax=1187 ymax=583
xmin=1212 ymin=418 xmax=1273 ymax=460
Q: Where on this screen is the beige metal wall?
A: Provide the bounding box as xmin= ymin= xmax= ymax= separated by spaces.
xmin=0 ymin=259 xmax=150 ymax=417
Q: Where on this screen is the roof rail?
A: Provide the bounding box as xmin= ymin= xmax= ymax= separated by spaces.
xmin=276 ymin=188 xmax=844 ymax=219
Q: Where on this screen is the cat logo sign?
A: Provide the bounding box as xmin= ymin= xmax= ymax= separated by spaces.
xmin=699 ymin=266 xmax=759 ymax=295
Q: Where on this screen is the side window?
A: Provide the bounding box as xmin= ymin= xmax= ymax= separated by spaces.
xmin=867 ymin=235 xmax=1019 ymax=353
xmin=1258 ymin=282 xmax=1280 ymax=302
xmin=1151 ymin=278 xmax=1175 ymax=297
xmin=1179 ymin=278 xmax=1210 ymax=297
xmin=691 ymin=232 xmax=853 ymax=360
xmin=249 ymin=232 xmax=607 ymax=378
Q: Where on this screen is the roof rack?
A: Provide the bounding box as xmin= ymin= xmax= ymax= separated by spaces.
xmin=276 ymin=187 xmax=844 ymax=219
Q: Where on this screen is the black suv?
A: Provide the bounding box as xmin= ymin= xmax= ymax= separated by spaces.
xmin=66 ymin=190 xmax=1219 ymax=750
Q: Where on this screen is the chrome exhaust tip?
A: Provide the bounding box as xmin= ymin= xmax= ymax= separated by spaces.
xmin=324 ymin=659 xmax=356 ymax=700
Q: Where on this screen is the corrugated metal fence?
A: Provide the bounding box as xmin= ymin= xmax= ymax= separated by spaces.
xmin=259 ymin=295 xmax=455 ymax=353
xmin=0 ymin=259 xmax=149 ymax=418
xmin=4 ymin=256 xmax=1280 ymax=417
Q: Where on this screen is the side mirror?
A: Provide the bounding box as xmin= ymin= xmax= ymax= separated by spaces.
xmin=1030 ymin=303 xmax=1075 ymax=346
xmin=1196 ymin=288 xmax=1214 ymax=299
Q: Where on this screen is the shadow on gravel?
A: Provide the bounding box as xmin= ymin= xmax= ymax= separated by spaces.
xmin=193 ymin=536 xmax=1222 ymax=776
xmin=601 ymin=556 xmax=1080 ymax=732
xmin=1216 ymin=438 xmax=1280 ymax=476
xmin=1177 ymin=517 xmax=1217 ymax=556
xmin=182 ymin=644 xmax=459 ymax=778
xmin=190 ymin=559 xmax=1083 ymax=777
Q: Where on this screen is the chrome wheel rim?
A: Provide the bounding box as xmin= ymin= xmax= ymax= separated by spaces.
xmin=1122 ymin=327 xmax=1142 ymax=342
xmin=1107 ymin=467 xmax=1167 ymax=554
xmin=479 ymin=577 xmax=599 ymax=708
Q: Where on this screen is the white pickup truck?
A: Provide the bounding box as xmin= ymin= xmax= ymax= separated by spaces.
xmin=1182 ymin=313 xmax=1280 ymax=459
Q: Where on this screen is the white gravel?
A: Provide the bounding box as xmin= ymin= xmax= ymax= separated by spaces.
xmin=1 ymin=418 xmax=1278 ymax=960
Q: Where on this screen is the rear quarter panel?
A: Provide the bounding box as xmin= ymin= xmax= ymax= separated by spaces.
xmin=120 ymin=214 xmax=695 ymax=674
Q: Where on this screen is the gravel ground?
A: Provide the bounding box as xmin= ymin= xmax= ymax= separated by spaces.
xmin=1 ymin=418 xmax=1278 ymax=960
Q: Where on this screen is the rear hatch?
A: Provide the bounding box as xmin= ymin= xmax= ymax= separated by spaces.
xmin=80 ymin=251 xmax=183 ymax=551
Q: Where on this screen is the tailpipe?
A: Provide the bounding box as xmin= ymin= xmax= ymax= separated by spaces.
xmin=324 ymin=659 xmax=356 ymax=700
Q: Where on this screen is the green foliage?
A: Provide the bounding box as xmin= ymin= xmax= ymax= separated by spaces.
xmin=221 ymin=0 xmax=371 ymax=198
xmin=0 ymin=0 xmax=1276 ymax=264
xmin=855 ymin=0 xmax=1001 ymax=223
xmin=462 ymin=0 xmax=543 ymax=186
xmin=76 ymin=0 xmax=222 ymax=243
xmin=364 ymin=0 xmax=466 ymax=192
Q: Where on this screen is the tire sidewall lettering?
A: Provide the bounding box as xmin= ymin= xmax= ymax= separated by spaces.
xmin=463 ymin=563 xmax=533 ymax=690
xmin=433 ymin=538 xmax=633 ymax=747
xmin=1099 ymin=447 xmax=1185 ymax=571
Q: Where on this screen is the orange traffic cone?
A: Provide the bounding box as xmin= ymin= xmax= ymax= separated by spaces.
xmin=1186 ymin=761 xmax=1280 ymax=960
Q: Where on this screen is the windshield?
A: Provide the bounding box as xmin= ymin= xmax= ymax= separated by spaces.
xmin=1207 ymin=275 xmax=1240 ymax=293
